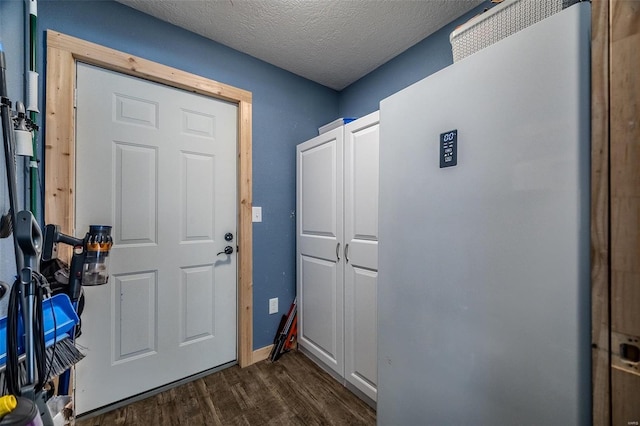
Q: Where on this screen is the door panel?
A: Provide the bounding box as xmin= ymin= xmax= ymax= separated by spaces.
xmin=113 ymin=272 xmax=157 ymax=362
xmin=114 ymin=143 xmax=157 ymax=245
xmin=300 ymin=143 xmax=339 ymax=237
xmin=344 ymin=112 xmax=379 ymax=401
xmin=350 ymin=266 xmax=377 ymax=387
xmin=300 ymin=256 xmax=340 ymax=361
xmin=180 ymin=265 xmax=215 ymax=344
xmin=297 ymin=128 xmax=344 ymax=376
xmin=181 ymin=153 xmax=215 ymax=241
xmin=75 ymin=63 xmax=237 ymax=413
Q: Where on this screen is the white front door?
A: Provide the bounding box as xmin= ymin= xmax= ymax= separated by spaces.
xmin=74 ymin=63 xmax=238 ymax=414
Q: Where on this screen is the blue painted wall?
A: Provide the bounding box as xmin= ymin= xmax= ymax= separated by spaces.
xmin=339 ymin=2 xmax=492 ymax=119
xmin=1 ymin=0 xmax=493 ymax=350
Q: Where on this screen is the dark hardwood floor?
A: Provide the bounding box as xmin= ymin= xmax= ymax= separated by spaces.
xmin=76 ymin=350 xmax=376 ymax=425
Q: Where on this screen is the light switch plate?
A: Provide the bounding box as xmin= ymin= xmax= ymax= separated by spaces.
xmin=252 ymin=206 xmax=262 ymax=222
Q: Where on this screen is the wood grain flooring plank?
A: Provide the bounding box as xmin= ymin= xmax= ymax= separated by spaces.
xmin=244 ymin=373 xmax=302 ymax=424
xmin=76 ymin=351 xmax=375 ymax=426
xmin=262 ymin=361 xmax=327 ymax=425
xmin=195 ymin=377 xmax=223 ymax=425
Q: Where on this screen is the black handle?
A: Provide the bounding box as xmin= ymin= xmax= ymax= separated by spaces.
xmin=217 ymin=245 xmax=234 ymax=256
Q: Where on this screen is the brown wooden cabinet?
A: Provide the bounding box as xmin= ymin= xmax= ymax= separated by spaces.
xmin=592 ymin=1 xmax=640 ymax=424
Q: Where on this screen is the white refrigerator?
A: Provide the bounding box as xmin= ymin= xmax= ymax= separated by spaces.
xmin=378 ymin=3 xmax=591 ymax=424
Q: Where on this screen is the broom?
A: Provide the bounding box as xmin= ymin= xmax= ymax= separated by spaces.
xmin=0 ymin=337 xmax=84 ymax=393
xmin=0 ymin=289 xmax=85 ymax=394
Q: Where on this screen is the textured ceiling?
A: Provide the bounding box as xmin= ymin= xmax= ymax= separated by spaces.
xmin=117 ymin=0 xmax=484 ymax=90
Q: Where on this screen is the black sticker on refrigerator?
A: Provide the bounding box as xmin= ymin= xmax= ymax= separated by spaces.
xmin=440 ymin=130 xmax=457 ymax=168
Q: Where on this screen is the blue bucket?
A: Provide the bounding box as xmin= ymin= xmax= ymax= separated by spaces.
xmin=0 ymin=293 xmax=80 ymax=367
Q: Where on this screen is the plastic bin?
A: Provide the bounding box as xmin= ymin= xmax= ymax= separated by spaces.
xmin=318 ymin=118 xmax=356 ymax=135
xmin=450 ymin=0 xmax=580 ymax=62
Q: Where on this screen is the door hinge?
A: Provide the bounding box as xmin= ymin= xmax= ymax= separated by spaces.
xmin=73 ymin=86 xmax=77 ymax=109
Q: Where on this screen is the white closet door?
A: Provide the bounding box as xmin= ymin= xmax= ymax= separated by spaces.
xmin=296 ymin=128 xmax=344 ymax=377
xmin=344 ymin=112 xmax=379 ymax=401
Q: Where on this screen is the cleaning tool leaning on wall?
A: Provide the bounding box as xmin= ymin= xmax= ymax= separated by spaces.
xmin=0 ymin=40 xmax=113 ymax=425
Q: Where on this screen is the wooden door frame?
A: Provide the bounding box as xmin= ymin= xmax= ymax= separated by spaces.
xmin=44 ymin=31 xmax=255 ymax=368
xmin=593 ymin=1 xmax=640 ymax=424
xmin=591 ymin=0 xmax=610 ymax=422
xmin=591 ymin=0 xmax=611 ymax=425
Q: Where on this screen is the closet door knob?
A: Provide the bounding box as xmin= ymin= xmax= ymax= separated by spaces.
xmin=336 ymin=242 xmax=341 ymax=261
xmin=344 ymin=243 xmax=350 ymax=263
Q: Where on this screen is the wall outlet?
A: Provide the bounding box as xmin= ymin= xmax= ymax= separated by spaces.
xmin=269 ymin=297 xmax=278 ymax=315
xmin=252 ymin=206 xmax=262 ymax=222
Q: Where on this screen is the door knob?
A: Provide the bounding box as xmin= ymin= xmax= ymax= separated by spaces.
xmin=224 ymin=232 xmax=233 ymax=241
xmin=217 ymin=246 xmax=234 ymax=256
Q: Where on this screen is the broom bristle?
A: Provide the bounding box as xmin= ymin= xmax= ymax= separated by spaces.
xmin=45 ymin=338 xmax=85 ymax=380
xmin=0 ymin=337 xmax=85 ymax=392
